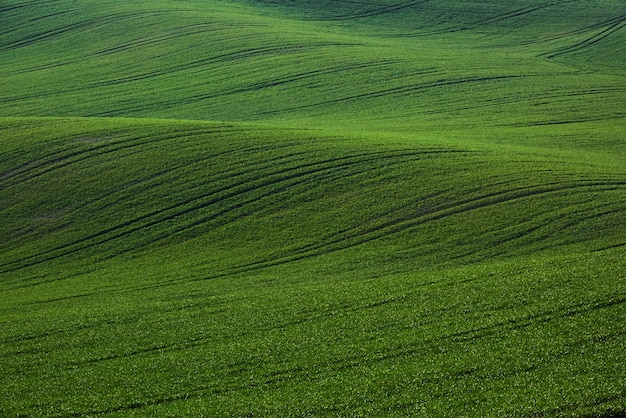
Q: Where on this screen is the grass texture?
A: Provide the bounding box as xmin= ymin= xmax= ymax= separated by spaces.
xmin=0 ymin=0 xmax=625 ymax=416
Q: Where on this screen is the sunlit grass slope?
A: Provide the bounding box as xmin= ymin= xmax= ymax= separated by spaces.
xmin=1 ymin=0 xmax=625 ymax=130
xmin=1 ymin=0 xmax=625 ymax=416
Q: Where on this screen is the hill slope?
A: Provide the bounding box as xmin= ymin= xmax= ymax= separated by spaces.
xmin=1 ymin=0 xmax=625 ymax=129
xmin=1 ymin=0 xmax=625 ymax=416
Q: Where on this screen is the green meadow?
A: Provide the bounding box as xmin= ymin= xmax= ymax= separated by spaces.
xmin=1 ymin=0 xmax=625 ymax=416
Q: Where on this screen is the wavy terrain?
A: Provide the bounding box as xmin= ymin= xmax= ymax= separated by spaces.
xmin=1 ymin=0 xmax=625 ymax=416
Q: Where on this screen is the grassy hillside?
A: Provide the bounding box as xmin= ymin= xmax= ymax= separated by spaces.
xmin=1 ymin=0 xmax=625 ymax=416
xmin=1 ymin=0 xmax=625 ymax=129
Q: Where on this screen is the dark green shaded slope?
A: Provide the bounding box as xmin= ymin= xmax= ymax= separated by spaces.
xmin=1 ymin=118 xmax=625 ymax=280
xmin=239 ymin=0 xmax=625 ymax=39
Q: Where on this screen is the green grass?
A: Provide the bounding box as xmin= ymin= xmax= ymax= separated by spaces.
xmin=1 ymin=0 xmax=624 ymax=130
xmin=1 ymin=0 xmax=625 ymax=416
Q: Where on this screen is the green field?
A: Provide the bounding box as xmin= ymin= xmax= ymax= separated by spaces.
xmin=1 ymin=0 xmax=625 ymax=416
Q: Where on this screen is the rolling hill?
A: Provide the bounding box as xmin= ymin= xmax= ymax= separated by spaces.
xmin=1 ymin=0 xmax=625 ymax=416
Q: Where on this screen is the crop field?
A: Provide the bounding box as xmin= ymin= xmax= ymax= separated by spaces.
xmin=1 ymin=0 xmax=625 ymax=416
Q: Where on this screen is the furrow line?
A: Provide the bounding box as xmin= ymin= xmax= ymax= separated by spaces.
xmin=240 ymin=59 xmax=404 ymax=91
xmin=0 ymin=0 xmax=57 ymax=13
xmin=0 ymin=9 xmax=191 ymax=51
xmin=87 ymin=42 xmax=360 ymax=92
xmin=468 ymin=3 xmax=560 ymax=27
xmin=507 ymin=15 xmax=626 ymax=47
xmin=200 ymin=180 xmax=626 ymax=280
xmin=162 ymin=61 xmax=427 ymax=109
xmin=410 ymin=0 xmax=576 ymax=36
xmin=0 ymin=125 xmax=217 ymax=190
xmin=0 ymin=145 xmax=294 ymax=267
xmin=595 ymin=241 xmax=626 ymax=252
xmin=315 ymin=180 xmax=626 ymax=254
xmin=0 ymin=10 xmax=72 ymax=37
xmin=537 ymin=391 xmax=626 ymax=418
xmin=416 ymin=86 xmax=626 ymax=121
xmin=478 ymin=200 xmax=626 ymax=257
xmin=0 ymin=24 xmax=257 ymax=76
xmin=260 ymin=75 xmax=522 ymax=115
xmin=66 ymin=393 xmax=199 ymax=417
xmin=448 ymin=295 xmax=626 ymax=343
xmin=139 ymin=151 xmax=426 ymax=246
xmin=0 ymin=12 xmax=133 ymax=51
xmin=0 ymin=59 xmax=79 ymax=76
xmin=0 ymin=150 xmax=427 ymax=272
xmin=323 ymin=298 xmax=626 ymax=374
xmin=315 ymin=0 xmax=434 ymax=21
xmin=543 ymin=16 xmax=626 ymax=58
xmin=91 ymin=23 xmax=235 ymax=56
